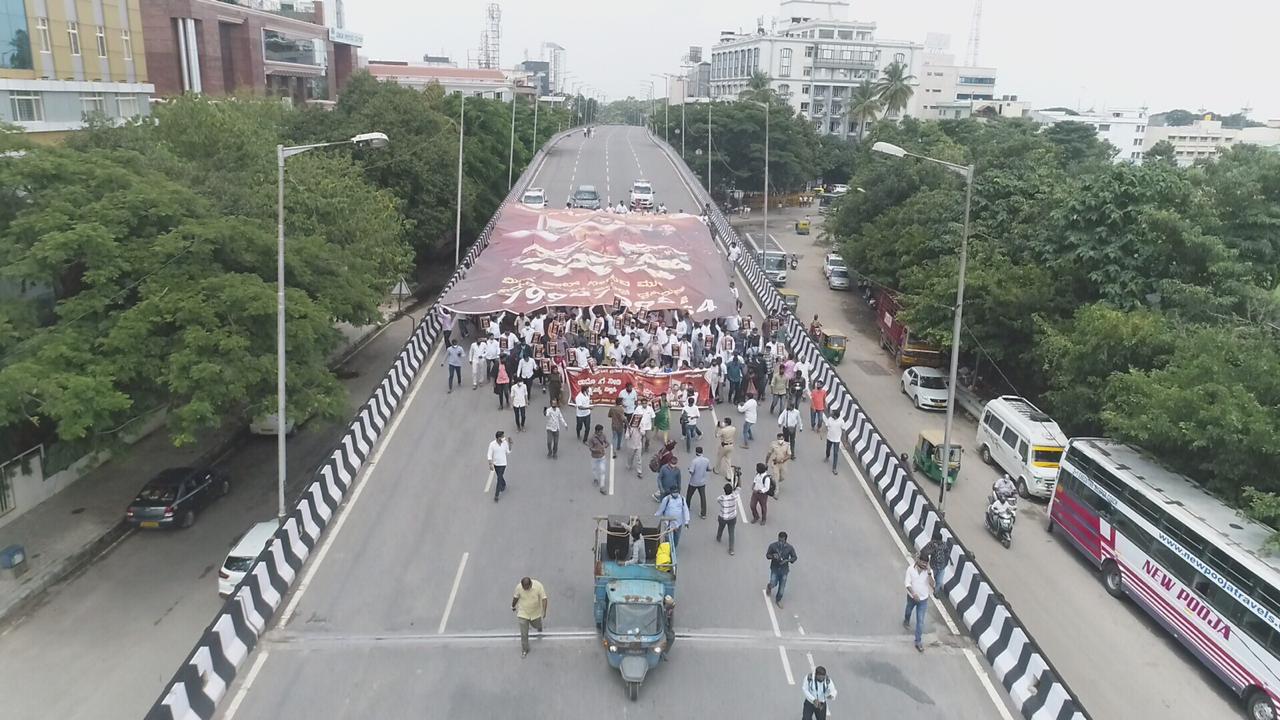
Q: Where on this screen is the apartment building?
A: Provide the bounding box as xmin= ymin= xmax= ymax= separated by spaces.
xmin=708 ymin=0 xmax=922 ymax=138
xmin=365 ymin=61 xmax=512 ymax=99
xmin=0 ymin=0 xmax=153 ymax=138
xmin=1031 ymin=107 xmax=1150 ymax=163
xmin=911 ymin=36 xmax=1000 ymax=120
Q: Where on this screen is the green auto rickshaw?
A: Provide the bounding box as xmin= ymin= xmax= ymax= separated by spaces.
xmin=912 ymin=429 xmax=961 ymax=488
xmin=778 ymin=288 xmax=799 ymax=315
xmin=819 ymin=330 xmax=847 ymax=364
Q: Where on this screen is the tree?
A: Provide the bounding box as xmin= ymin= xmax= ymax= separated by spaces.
xmin=875 ymin=61 xmax=916 ymax=117
xmin=738 ymin=71 xmax=774 ymax=104
xmin=1145 ymin=139 xmax=1177 ymax=164
xmin=847 ymin=80 xmax=883 ymax=141
xmin=1041 ymin=121 xmax=1115 ymax=165
xmin=1159 ymin=109 xmax=1197 ymax=126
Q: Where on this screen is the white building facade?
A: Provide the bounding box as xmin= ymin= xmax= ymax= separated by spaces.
xmin=365 ymin=62 xmax=512 ymax=99
xmin=541 ymin=42 xmax=566 ymax=94
xmin=1031 ymin=108 xmax=1149 ymax=164
xmin=708 ymin=0 xmax=922 ymax=138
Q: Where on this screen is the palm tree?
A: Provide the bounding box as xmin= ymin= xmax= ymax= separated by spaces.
xmin=738 ymin=71 xmax=774 ymax=104
xmin=875 ymin=61 xmax=916 ymax=117
xmin=847 ymin=80 xmax=883 ymax=141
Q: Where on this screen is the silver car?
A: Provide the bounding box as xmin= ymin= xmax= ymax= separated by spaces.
xmin=573 ymin=185 xmax=602 ymax=209
xmin=828 ymin=266 xmax=851 ymax=290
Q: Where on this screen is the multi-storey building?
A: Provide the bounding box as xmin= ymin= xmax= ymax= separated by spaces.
xmin=1031 ymin=107 xmax=1150 ymax=164
xmin=540 ymin=41 xmax=564 ymax=93
xmin=140 ymin=0 xmax=361 ymax=103
xmin=1142 ymin=117 xmax=1241 ymax=166
xmin=515 ymin=59 xmax=549 ymax=96
xmin=708 ymin=0 xmax=922 ymax=138
xmin=0 ymin=0 xmax=153 ymax=139
xmin=365 ymin=61 xmax=512 ymax=99
xmin=911 ymin=36 xmax=999 ymax=120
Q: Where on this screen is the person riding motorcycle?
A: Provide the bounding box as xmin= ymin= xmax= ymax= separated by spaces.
xmin=992 ymin=474 xmax=1016 ymax=501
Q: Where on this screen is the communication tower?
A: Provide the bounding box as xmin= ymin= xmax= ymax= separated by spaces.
xmin=479 ymin=3 xmax=502 ymax=69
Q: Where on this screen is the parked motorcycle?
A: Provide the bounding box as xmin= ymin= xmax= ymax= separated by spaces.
xmin=985 ymin=482 xmax=1018 ymax=548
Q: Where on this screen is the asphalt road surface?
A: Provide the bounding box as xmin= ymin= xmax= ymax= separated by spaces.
xmin=0 ymin=314 xmax=424 ymax=720
xmin=219 ymin=127 xmax=1019 ymax=720
xmin=745 ymin=207 xmax=1242 ymax=720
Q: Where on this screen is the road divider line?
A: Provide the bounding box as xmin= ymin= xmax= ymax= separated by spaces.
xmin=966 ymin=648 xmax=1017 ymax=720
xmin=763 ymin=588 xmax=782 ymax=638
xmin=279 ymin=341 xmax=444 ymax=627
xmin=778 ymin=645 xmax=795 ymax=685
xmin=609 ymin=453 xmax=615 ymax=495
xmin=222 ymin=648 xmax=269 ymax=720
xmin=437 ymin=552 xmax=469 ymax=634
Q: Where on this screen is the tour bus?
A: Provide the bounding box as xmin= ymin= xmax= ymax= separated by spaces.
xmin=1049 ymin=438 xmax=1280 ymax=720
xmin=975 ymin=396 xmax=1067 ymax=499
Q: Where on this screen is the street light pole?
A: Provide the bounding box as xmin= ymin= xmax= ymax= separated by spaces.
xmin=275 ymin=131 xmax=388 ymax=524
xmin=871 ymin=141 xmax=974 ymax=515
xmin=750 ymin=99 xmax=771 ymax=241
xmin=507 ymin=86 xmax=517 ymax=189
xmin=707 ymin=101 xmax=712 ymax=193
xmin=455 ymin=93 xmax=466 ymax=267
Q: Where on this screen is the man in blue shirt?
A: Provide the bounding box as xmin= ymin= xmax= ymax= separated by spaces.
xmin=653 ymin=453 xmax=681 ymax=502
xmin=686 ymin=446 xmax=711 ymax=519
xmin=445 ymin=339 xmax=466 ymax=393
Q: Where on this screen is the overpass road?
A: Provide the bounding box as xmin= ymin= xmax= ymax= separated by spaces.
xmin=217 ymin=126 xmax=1018 ymax=719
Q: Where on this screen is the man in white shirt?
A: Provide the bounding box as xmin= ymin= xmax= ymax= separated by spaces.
xmin=821 ymin=409 xmax=851 ymax=475
xmin=484 ymin=336 xmax=501 ymax=380
xmin=749 ymin=462 xmax=772 ymax=525
xmin=544 ymin=399 xmax=568 ymax=458
xmin=904 ymin=555 xmax=934 ymax=652
xmin=487 ymin=430 xmax=512 ymax=502
xmin=469 ymin=339 xmax=487 ymax=390
xmin=681 ymin=396 xmax=702 ymax=452
xmin=737 ymin=392 xmax=758 ymax=449
xmin=510 ymin=381 xmax=529 ymax=431
xmin=574 ymin=388 xmax=593 ymax=442
xmin=530 ymin=314 xmax=545 ymax=337
xmin=573 ymin=344 xmax=590 ymax=369
xmin=801 ymin=666 xmax=838 ymax=720
xmin=618 ymin=383 xmax=639 ymax=420
xmin=635 ymin=397 xmax=656 ymax=452
xmin=517 ymin=354 xmax=537 ymax=394
xmin=778 ymin=404 xmax=803 ymax=458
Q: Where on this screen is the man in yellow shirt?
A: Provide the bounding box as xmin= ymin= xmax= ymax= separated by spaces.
xmin=512 ymin=576 xmax=549 ymax=658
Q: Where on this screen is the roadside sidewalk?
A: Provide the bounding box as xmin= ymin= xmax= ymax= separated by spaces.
xmin=0 ymin=300 xmax=417 ymax=625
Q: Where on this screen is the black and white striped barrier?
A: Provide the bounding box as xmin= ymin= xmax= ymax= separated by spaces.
xmin=649 ymin=134 xmax=1090 ymax=720
xmin=145 ymin=129 xmax=577 ymax=720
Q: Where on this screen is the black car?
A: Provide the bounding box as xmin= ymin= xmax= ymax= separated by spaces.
xmin=125 ymin=467 xmax=229 ymax=529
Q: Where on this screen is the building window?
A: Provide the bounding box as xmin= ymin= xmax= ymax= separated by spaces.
xmin=0 ymin=0 xmax=33 ymax=69
xmin=837 ymin=30 xmax=853 ymax=40
xmin=121 ymin=29 xmax=132 ymax=60
xmin=1133 ymin=138 xmax=1142 ymax=146
xmin=117 ymin=95 xmax=138 ymax=118
xmin=95 ymin=25 xmax=106 ymax=57
xmin=67 ymin=20 xmax=80 ymax=55
xmin=10 ymin=93 xmax=43 ymax=121
xmin=800 ymin=101 xmax=809 ymax=111
xmin=36 ymin=17 xmax=51 ymax=53
xmin=801 ymin=85 xmax=809 ymax=95
xmin=804 ymin=46 xmax=813 ymax=57
xmin=262 ymin=29 xmax=328 ymax=68
xmin=779 ymin=47 xmax=792 ymax=76
xmin=1131 ymin=151 xmax=1141 ymax=159
xmin=802 ymin=66 xmax=811 ymax=76
xmin=81 ymin=94 xmax=105 ymax=116
xmin=1097 ymin=124 xmax=1111 ymax=131
xmin=818 ymin=29 xmax=834 ymax=39
xmin=894 ymin=52 xmax=905 ymax=63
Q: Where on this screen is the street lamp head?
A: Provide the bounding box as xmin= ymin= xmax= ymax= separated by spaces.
xmin=351 ymin=132 xmax=389 ymax=149
xmin=871 ymin=141 xmax=907 ymax=158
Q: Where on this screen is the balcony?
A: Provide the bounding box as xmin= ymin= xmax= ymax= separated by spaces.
xmin=812 ymin=56 xmax=876 ymax=70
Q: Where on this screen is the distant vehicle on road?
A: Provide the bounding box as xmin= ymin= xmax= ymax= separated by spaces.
xmin=218 ymin=520 xmax=278 ymax=597
xmin=249 ymin=413 xmax=297 ymax=436
xmin=629 ymin=180 xmax=654 ymax=210
xmin=822 ymin=253 xmax=846 ymax=279
xmin=573 ymin=185 xmax=602 ymax=209
xmin=827 ymin=266 xmax=851 ymax=291
xmin=126 ymin=467 xmax=229 ymax=530
xmin=976 ymin=396 xmax=1066 ymax=499
xmin=876 ymin=288 xmax=943 ymax=367
xmin=521 ymin=187 xmax=547 ymax=209
xmin=1049 ymin=439 xmax=1280 ymax=720
xmin=901 ymin=366 xmax=948 ymax=410
xmin=829 ymin=184 xmax=850 ymax=195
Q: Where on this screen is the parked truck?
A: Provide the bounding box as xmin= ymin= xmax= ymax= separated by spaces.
xmin=876 ymin=289 xmax=944 ymax=368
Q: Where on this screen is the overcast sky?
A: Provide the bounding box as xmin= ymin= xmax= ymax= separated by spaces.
xmin=348 ymin=0 xmax=1280 ymax=121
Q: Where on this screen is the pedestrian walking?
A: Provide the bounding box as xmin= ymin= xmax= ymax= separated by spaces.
xmin=445 ymin=339 xmax=465 ymax=392
xmin=511 ymin=380 xmax=529 ymax=430
xmin=765 ymin=531 xmax=797 ymax=608
xmin=511 ymin=576 xmax=548 ymax=658
xmin=821 ymin=409 xmax=851 ymax=475
xmin=903 ymin=554 xmax=934 ymax=652
xmin=439 ymin=307 xmax=455 ymax=346
xmin=469 ymin=338 xmax=486 ymax=390
xmin=656 ymin=486 xmax=691 ymax=548
xmin=589 ymin=424 xmax=610 ymax=495
xmin=769 ymin=366 xmax=788 ymax=414
xmin=654 ymin=396 xmax=671 ymax=444
xmin=609 ymin=398 xmax=627 ymax=457
xmin=624 ymin=418 xmax=645 ymax=478
xmin=779 ymin=403 xmax=803 ymax=458
xmin=662 ymin=595 xmax=676 ymax=659
xmin=516 ymin=352 xmax=536 ymax=395
xmin=686 ymin=446 xmax=711 ymax=518
xmin=618 ymin=382 xmax=638 ymax=421
xmin=636 ymin=396 xmax=656 ymax=453
xmin=680 ymin=396 xmax=702 ymax=452
xmin=749 ymin=462 xmax=773 ymax=525
xmin=653 ymin=452 xmax=681 ymax=501
xmin=766 ymin=433 xmax=792 ymax=499
xmin=547 ymin=369 xmax=564 ymax=406
xmin=737 ymin=392 xmax=758 ymax=449
xmin=716 ymin=481 xmax=740 ymax=555
xmin=574 ymin=387 xmax=593 ymax=442
xmin=923 ymin=529 xmax=954 ymax=599
xmin=544 ymin=400 xmax=567 ymax=457
xmin=808 ymin=380 xmax=827 ymax=430
xmin=487 ymin=430 xmax=511 ymax=502
xmin=714 ymin=417 xmax=737 ymax=475
xmin=494 ymin=359 xmax=512 ymax=409
xmin=801 ymin=666 xmax=838 ymax=720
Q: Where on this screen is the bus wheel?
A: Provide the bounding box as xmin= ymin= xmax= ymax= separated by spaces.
xmin=1246 ymin=687 xmax=1276 ymax=720
xmin=1101 ymin=560 xmax=1124 ymax=599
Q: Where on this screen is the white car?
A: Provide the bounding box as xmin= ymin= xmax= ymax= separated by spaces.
xmin=629 ymin=180 xmax=654 ymax=209
xmin=822 ymin=253 xmax=846 ymax=279
xmin=249 ymin=413 xmax=297 ymax=436
xmin=521 ymin=187 xmax=547 ymax=209
xmin=218 ymin=520 xmax=279 ymax=597
xmin=901 ymin=366 xmax=949 ymax=411
xmin=830 ymin=184 xmax=850 ymax=195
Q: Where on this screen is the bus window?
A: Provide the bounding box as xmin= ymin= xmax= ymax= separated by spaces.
xmin=1001 ymin=426 xmax=1019 ymax=449
xmin=1018 ymin=439 xmax=1029 ymax=462
xmin=983 ymin=412 xmax=1004 ymax=434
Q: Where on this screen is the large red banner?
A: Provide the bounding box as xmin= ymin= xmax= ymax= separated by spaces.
xmin=565 ymin=366 xmax=713 ymax=408
xmin=439 ymin=206 xmax=737 ymax=319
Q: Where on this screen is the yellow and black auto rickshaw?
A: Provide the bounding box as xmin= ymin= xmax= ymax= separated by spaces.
xmin=912 ymin=429 xmax=961 ymax=488
xmin=794 ymin=216 xmax=811 ymax=235
xmin=819 ymin=330 xmax=847 ymax=364
xmin=778 ymin=288 xmax=799 ymax=315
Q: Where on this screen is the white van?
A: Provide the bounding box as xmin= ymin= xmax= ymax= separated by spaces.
xmin=976 ymin=396 xmax=1067 ymax=499
xmin=218 ymin=520 xmax=279 ymax=597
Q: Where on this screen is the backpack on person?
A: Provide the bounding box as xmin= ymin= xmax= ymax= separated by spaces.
xmin=648 ymin=453 xmax=663 ymax=473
